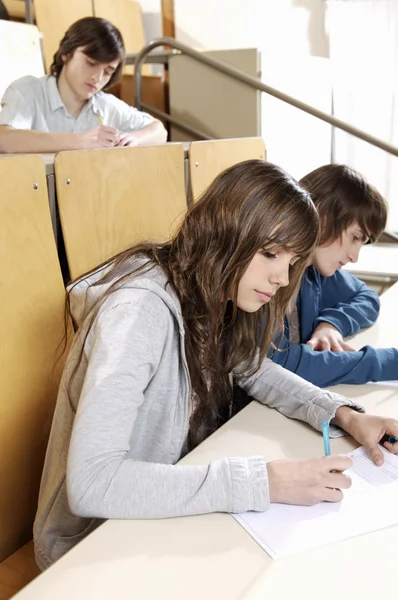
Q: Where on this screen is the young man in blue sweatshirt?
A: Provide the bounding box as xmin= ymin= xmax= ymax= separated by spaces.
xmin=269 ymin=164 xmax=397 ymax=387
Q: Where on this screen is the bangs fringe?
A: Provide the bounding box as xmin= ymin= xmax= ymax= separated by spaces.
xmin=264 ymin=208 xmax=319 ymax=258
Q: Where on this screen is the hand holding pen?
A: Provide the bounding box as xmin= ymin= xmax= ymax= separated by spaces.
xmin=267 ymin=453 xmax=352 ymax=506
xmin=267 ymin=411 xmax=398 ymax=508
xmin=85 ymin=110 xmax=120 ymax=148
xmin=95 ymin=111 xmax=138 ymax=147
xmin=379 ymin=434 xmax=398 ymax=446
xmin=78 ymin=126 xmax=119 ymax=149
xmin=325 ymin=407 xmax=398 ymax=466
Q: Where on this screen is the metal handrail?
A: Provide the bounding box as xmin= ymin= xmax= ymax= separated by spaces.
xmin=136 ymin=103 xmax=213 ymax=140
xmin=24 ymin=0 xmax=34 ymax=24
xmin=133 ymin=37 xmax=398 ymax=157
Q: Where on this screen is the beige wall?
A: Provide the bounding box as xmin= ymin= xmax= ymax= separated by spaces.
xmin=139 ymin=0 xmax=332 ymax=178
xmin=173 ymin=0 xmax=328 ymax=59
xmin=139 ymin=0 xmax=328 ymax=58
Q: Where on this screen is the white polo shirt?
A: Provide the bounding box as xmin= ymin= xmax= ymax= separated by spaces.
xmin=0 ymin=75 xmax=155 ymax=133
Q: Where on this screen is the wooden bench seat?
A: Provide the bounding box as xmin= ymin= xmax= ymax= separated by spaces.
xmin=0 ymin=542 xmax=39 ymax=600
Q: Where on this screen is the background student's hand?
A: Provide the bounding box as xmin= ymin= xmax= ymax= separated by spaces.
xmin=334 ymin=407 xmax=398 ymax=466
xmin=267 ymin=455 xmax=352 ymax=505
xmin=114 ymin=131 xmax=139 ymax=147
xmin=307 ymin=322 xmax=355 ymax=352
xmin=78 ymin=125 xmax=120 ymax=149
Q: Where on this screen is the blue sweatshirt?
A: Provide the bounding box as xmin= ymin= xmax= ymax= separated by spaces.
xmin=270 ymin=267 xmax=398 ymax=387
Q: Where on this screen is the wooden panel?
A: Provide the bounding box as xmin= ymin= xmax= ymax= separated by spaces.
xmin=0 ymin=155 xmax=67 ymax=561
xmin=93 ymin=0 xmax=150 ymax=75
xmin=161 ymin=0 xmax=175 ymax=38
xmin=55 ymin=144 xmax=187 ymax=280
xmin=34 ymin=0 xmax=93 ymax=71
xmin=0 ymin=21 xmax=44 ymax=101
xmin=108 ymin=74 xmax=165 ymax=123
xmin=189 ymin=137 xmax=266 ymax=201
xmin=0 ymin=542 xmax=39 ymax=600
xmin=3 ymin=0 xmax=27 ymax=20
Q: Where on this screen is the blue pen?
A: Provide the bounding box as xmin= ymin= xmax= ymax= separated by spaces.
xmin=322 ymin=421 xmax=331 ymax=456
xmin=379 ymin=434 xmax=398 ymax=445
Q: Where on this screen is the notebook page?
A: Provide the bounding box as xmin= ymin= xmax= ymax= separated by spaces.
xmin=233 ymin=446 xmax=398 ymax=559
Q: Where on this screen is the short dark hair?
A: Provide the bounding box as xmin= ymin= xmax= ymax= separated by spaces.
xmin=50 ymin=17 xmax=125 ymax=90
xmin=299 ymin=164 xmax=387 ymax=245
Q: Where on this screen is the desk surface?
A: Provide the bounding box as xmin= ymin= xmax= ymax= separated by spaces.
xmin=14 ymin=285 xmax=398 ymax=600
xmin=1 ymin=143 xmax=191 ymax=177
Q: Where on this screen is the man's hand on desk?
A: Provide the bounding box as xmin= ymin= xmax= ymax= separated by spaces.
xmin=335 ymin=406 xmax=398 ymax=466
xmin=114 ymin=131 xmax=139 ymax=147
xmin=75 ymin=128 xmax=139 ymax=149
xmin=77 ymin=125 xmax=120 ymax=149
xmin=307 ymin=322 xmax=355 ymax=352
xmin=267 ymin=455 xmax=353 ymax=506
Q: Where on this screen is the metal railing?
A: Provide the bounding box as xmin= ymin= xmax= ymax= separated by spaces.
xmin=131 ymin=36 xmax=398 ymax=157
xmin=24 ymin=0 xmax=34 ymax=24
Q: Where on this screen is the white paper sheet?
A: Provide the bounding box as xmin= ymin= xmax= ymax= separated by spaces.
xmin=233 ymin=446 xmax=398 ymax=559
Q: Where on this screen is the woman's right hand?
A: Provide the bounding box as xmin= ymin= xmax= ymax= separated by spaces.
xmin=267 ymin=455 xmax=353 ymax=505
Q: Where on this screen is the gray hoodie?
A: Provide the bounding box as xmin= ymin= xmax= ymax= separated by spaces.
xmin=33 ymin=259 xmax=363 ymax=570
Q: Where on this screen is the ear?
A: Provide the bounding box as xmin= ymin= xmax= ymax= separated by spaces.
xmin=61 ymin=53 xmax=71 ymax=65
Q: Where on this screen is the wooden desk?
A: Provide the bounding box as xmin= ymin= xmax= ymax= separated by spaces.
xmin=36 ymin=144 xmax=191 ymax=176
xmin=11 ymin=144 xmax=189 ymax=176
xmin=14 ymin=285 xmax=398 ymax=598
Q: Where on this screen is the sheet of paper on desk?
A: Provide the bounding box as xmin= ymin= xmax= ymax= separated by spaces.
xmin=233 ymin=446 xmax=398 ymax=559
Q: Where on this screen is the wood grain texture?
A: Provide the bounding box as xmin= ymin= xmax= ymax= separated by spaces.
xmin=189 ymin=137 xmax=266 ymax=201
xmin=116 ymin=74 xmax=166 ymax=122
xmin=3 ymin=0 xmax=27 ymax=20
xmin=94 ymin=0 xmax=150 ymax=75
xmin=55 ymin=144 xmax=187 ymax=280
xmin=0 ymin=542 xmax=39 ymax=600
xmin=34 ymin=0 xmax=93 ymax=71
xmin=0 ymin=156 xmax=67 ymax=562
xmin=161 ymin=0 xmax=175 ymax=38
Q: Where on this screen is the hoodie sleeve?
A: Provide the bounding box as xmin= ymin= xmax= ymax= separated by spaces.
xmin=67 ymin=294 xmax=269 ymax=520
xmin=269 ymin=336 xmax=398 ymax=387
xmin=234 ymin=353 xmax=365 ymax=437
xmin=314 ymin=270 xmax=380 ymax=337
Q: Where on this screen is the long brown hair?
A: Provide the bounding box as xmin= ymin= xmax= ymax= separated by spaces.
xmin=67 ymin=160 xmax=320 ymax=449
xmin=50 ymin=17 xmax=125 ymax=89
xmin=299 ymin=164 xmax=387 ymax=244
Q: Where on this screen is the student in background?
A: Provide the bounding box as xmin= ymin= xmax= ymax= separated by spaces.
xmin=270 ymin=164 xmax=397 ymax=386
xmin=0 ymin=17 xmax=166 ymax=153
xmin=34 ymin=160 xmax=398 ymax=570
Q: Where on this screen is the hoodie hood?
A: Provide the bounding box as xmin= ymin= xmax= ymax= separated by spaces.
xmin=67 ymin=257 xmax=185 ymax=334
